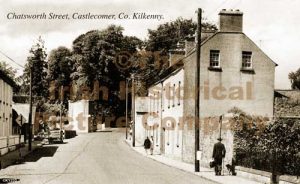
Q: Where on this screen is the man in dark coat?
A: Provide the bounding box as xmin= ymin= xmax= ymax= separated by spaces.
xmin=212 ymin=138 xmax=226 ymax=175
xmin=144 ymin=137 xmax=151 ymax=155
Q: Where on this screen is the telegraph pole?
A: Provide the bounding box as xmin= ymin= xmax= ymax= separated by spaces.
xmin=131 ymin=74 xmax=135 ymax=147
xmin=195 ymin=8 xmax=202 ymax=172
xmin=125 ymin=78 xmax=128 ymax=139
xmin=60 ymin=86 xmax=63 ymax=142
xmin=28 ymin=66 xmax=33 ymax=151
xmin=219 ymin=115 xmax=223 ymax=139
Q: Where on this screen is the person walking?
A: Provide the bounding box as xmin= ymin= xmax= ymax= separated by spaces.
xmin=143 ymin=137 xmax=151 ymax=155
xmin=212 ymin=137 xmax=226 ymax=176
xmin=150 ymin=136 xmax=154 ymax=155
xmin=39 ymin=119 xmax=45 ymax=133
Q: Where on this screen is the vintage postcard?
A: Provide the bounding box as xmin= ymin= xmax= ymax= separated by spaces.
xmin=0 ymin=0 xmax=299 ymax=183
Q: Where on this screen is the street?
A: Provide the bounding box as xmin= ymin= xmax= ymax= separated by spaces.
xmin=0 ymin=129 xmax=216 ymax=184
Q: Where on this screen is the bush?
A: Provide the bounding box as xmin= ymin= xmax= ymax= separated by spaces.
xmin=230 ymin=108 xmax=300 ymax=176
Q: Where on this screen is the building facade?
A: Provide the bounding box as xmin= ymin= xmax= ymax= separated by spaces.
xmin=135 ymin=9 xmax=277 ymax=166
xmin=0 ymin=69 xmax=23 ymax=155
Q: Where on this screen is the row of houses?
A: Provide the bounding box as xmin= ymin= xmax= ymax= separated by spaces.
xmin=133 ymin=9 xmax=277 ymax=167
xmin=0 ymin=69 xmax=25 ymax=156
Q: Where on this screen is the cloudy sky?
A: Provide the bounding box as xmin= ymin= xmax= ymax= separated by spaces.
xmin=0 ymin=0 xmax=299 ymax=89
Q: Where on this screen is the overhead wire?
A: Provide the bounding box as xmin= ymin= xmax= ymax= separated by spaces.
xmin=0 ymin=49 xmax=24 ymax=69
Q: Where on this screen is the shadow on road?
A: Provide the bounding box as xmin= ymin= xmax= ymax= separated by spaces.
xmin=0 ymin=146 xmax=59 ymax=169
xmin=48 ymin=141 xmax=68 ymax=145
xmin=22 ymin=146 xmax=58 ymax=162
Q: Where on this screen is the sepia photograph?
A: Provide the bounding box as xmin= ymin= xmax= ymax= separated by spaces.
xmin=0 ymin=0 xmax=299 ymax=183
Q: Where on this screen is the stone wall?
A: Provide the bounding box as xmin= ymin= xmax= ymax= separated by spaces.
xmin=200 ymin=117 xmax=234 ymax=167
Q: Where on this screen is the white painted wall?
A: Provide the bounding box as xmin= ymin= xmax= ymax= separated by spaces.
xmin=134 ymin=96 xmax=149 ymax=146
xmin=160 ymin=69 xmax=184 ymax=159
xmin=67 ymin=100 xmax=90 ymax=133
xmin=0 ymin=79 xmax=13 ymax=137
xmin=0 ymin=76 xmax=20 ymax=155
xmin=135 ymin=69 xmax=184 ymax=159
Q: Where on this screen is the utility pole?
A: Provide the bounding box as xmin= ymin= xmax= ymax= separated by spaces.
xmin=19 ymin=116 xmax=23 ymax=158
xmin=125 ymin=78 xmax=128 ymax=139
xmin=195 ymin=8 xmax=202 ymax=172
xmin=60 ymin=86 xmax=63 ymax=142
xmin=131 ymin=74 xmax=135 ymax=147
xmin=219 ymin=115 xmax=223 ymax=139
xmin=160 ymin=82 xmax=164 ymax=154
xmin=28 ymin=66 xmax=33 ymax=151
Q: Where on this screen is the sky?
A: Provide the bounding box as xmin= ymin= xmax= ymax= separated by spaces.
xmin=0 ymin=0 xmax=299 ymax=89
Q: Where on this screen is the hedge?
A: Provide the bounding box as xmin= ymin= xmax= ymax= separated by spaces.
xmin=229 ymin=108 xmax=300 ymax=176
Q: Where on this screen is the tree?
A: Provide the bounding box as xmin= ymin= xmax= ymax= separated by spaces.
xmin=21 ymin=36 xmax=48 ymax=99
xmin=70 ymin=25 xmax=143 ymax=85
xmin=47 ymin=46 xmax=73 ymax=101
xmin=47 ymin=46 xmax=73 ymax=86
xmin=146 ymin=17 xmax=217 ymax=52
xmin=69 ymin=25 xmax=143 ymax=123
xmin=289 ymin=68 xmax=300 ymax=90
xmin=0 ymin=61 xmax=17 ymax=79
xmin=71 ymin=28 xmax=119 ymax=86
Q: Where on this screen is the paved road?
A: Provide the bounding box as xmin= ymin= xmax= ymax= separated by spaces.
xmin=0 ymin=129 xmax=216 ymax=184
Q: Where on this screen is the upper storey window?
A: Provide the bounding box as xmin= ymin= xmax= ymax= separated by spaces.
xmin=242 ymin=51 xmax=252 ymax=68
xmin=210 ymin=50 xmax=220 ymax=68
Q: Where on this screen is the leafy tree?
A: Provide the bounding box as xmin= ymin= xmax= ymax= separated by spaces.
xmin=0 ymin=61 xmax=17 ymax=79
xmin=146 ymin=17 xmax=217 ymax=52
xmin=70 ymin=25 xmax=142 ymax=85
xmin=289 ymin=68 xmax=300 ymax=90
xmin=0 ymin=61 xmax=20 ymax=92
xmin=71 ymin=25 xmax=142 ymax=82
xmin=20 ymin=36 xmax=48 ymax=99
xmin=69 ymin=25 xmax=143 ymax=122
xmin=71 ymin=27 xmax=118 ymax=86
xmin=47 ymin=46 xmax=73 ymax=103
xmin=47 ymin=46 xmax=73 ymax=86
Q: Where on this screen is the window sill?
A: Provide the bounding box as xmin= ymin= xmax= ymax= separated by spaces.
xmin=240 ymin=68 xmax=255 ymax=74
xmin=208 ymin=67 xmax=222 ymax=72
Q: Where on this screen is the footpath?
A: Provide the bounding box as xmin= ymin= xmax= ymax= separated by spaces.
xmin=0 ymin=141 xmax=41 ymax=169
xmin=125 ymin=140 xmax=263 ymax=184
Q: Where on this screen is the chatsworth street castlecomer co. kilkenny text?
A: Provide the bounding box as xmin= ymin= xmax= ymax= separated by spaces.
xmin=7 ymin=12 xmax=164 ymax=20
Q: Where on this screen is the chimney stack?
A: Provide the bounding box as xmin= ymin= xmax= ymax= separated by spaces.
xmin=219 ymin=9 xmax=243 ymax=32
xmin=185 ymin=35 xmax=196 ymax=56
xmin=169 ymin=41 xmax=185 ymax=66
